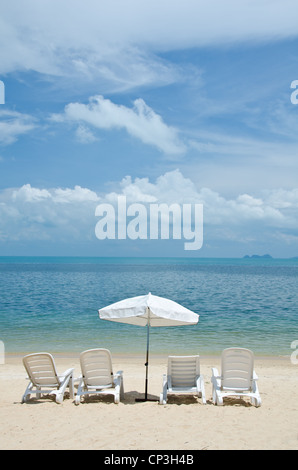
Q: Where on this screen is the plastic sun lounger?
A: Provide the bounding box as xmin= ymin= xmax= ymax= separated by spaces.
xmin=159 ymin=355 xmax=206 ymax=405
xmin=22 ymin=353 xmax=74 ymax=404
xmin=211 ymin=348 xmax=261 ymax=407
xmin=75 ymin=348 xmax=124 ymax=405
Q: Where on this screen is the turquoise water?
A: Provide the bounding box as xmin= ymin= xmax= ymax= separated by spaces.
xmin=0 ymin=257 xmax=298 ymax=356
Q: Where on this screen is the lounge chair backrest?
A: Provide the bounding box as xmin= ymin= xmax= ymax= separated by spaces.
xmin=221 ymin=348 xmax=254 ymax=391
xmin=23 ymin=353 xmax=60 ymax=387
xmin=80 ymin=349 xmax=113 ymax=387
xmin=168 ymin=355 xmax=200 ymax=388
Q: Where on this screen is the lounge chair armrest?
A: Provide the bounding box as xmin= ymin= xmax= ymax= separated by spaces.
xmin=253 ymin=370 xmax=258 ymax=380
xmin=211 ymin=367 xmax=220 ymax=378
xmin=195 ymin=374 xmax=204 ymax=385
xmin=114 ymin=371 xmax=124 ymax=387
xmin=195 ymin=374 xmax=206 ymax=404
xmin=211 ymin=368 xmax=222 ymax=389
xmin=114 ymin=370 xmax=123 ymax=378
xmin=60 ymin=368 xmax=74 ymax=378
xmin=196 ymin=374 xmax=205 ymax=389
xmin=161 ymin=373 xmax=168 ymax=390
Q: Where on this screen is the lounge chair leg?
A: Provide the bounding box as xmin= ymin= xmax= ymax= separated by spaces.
xmin=75 ymin=395 xmax=81 ymax=405
xmin=253 ymin=396 xmax=261 ymax=407
xmin=159 ymin=392 xmax=166 ymax=405
xmin=22 ymin=382 xmax=33 ymax=403
xmin=159 ymin=384 xmax=167 ymax=405
xmin=22 ymin=393 xmax=29 ymax=403
xmin=200 ymin=376 xmax=206 ymax=404
xmin=216 ymin=393 xmax=223 ymax=406
xmin=212 ymin=386 xmax=217 ymax=405
xmin=159 ymin=375 xmax=167 ymax=405
xmin=75 ymin=377 xmax=84 ymax=405
xmin=56 ymin=393 xmax=63 ymax=404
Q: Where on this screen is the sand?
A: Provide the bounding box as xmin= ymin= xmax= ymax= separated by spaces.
xmin=0 ymin=353 xmax=298 ymax=450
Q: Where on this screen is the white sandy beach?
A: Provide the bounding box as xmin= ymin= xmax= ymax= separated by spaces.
xmin=0 ymin=354 xmax=298 ymax=450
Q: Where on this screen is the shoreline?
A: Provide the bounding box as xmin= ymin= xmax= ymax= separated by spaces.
xmin=4 ymin=351 xmax=293 ymax=362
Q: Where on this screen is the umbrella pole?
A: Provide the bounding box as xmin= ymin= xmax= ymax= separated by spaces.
xmin=136 ymin=309 xmax=156 ymax=401
xmin=145 ymin=320 xmax=150 ymax=400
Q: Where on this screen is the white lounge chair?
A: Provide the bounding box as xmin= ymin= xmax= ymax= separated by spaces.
xmin=22 ymin=353 xmax=74 ymax=404
xmin=75 ymin=348 xmax=124 ymax=405
xmin=159 ymin=355 xmax=206 ymax=405
xmin=211 ymin=348 xmax=261 ymax=407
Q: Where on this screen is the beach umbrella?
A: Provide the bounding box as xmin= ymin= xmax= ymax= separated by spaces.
xmin=98 ymin=292 xmax=199 ymax=401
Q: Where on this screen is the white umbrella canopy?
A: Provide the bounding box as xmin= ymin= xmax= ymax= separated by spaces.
xmin=98 ymin=292 xmax=198 ymax=326
xmin=98 ymin=292 xmax=199 ymax=401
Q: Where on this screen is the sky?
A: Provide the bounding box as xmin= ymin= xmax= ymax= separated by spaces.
xmin=0 ymin=0 xmax=298 ymax=257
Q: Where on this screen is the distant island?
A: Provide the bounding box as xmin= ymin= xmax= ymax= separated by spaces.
xmin=243 ymin=254 xmax=273 ymax=259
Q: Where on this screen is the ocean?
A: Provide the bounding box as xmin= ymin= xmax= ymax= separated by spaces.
xmin=0 ymin=256 xmax=298 ymax=357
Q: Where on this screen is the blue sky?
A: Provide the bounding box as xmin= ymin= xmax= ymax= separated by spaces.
xmin=0 ymin=0 xmax=298 ymax=257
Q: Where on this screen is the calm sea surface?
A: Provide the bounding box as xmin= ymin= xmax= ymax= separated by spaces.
xmin=0 ymin=257 xmax=298 ymax=356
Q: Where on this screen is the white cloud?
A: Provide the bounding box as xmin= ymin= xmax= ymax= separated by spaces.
xmin=75 ymin=125 xmax=98 ymax=144
xmin=0 ymin=172 xmax=297 ymax=251
xmin=53 ymin=185 xmax=99 ymax=203
xmin=12 ymin=184 xmax=51 ymax=203
xmin=0 ymin=184 xmax=100 ymax=242
xmin=11 ymin=184 xmax=99 ymax=205
xmin=1 ymin=0 xmax=297 ymax=89
xmin=101 ymin=170 xmax=296 ymax=229
xmin=263 ymin=188 xmax=298 ymax=209
xmin=53 ymin=95 xmax=186 ymax=155
xmin=0 ymin=110 xmax=36 ymax=145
